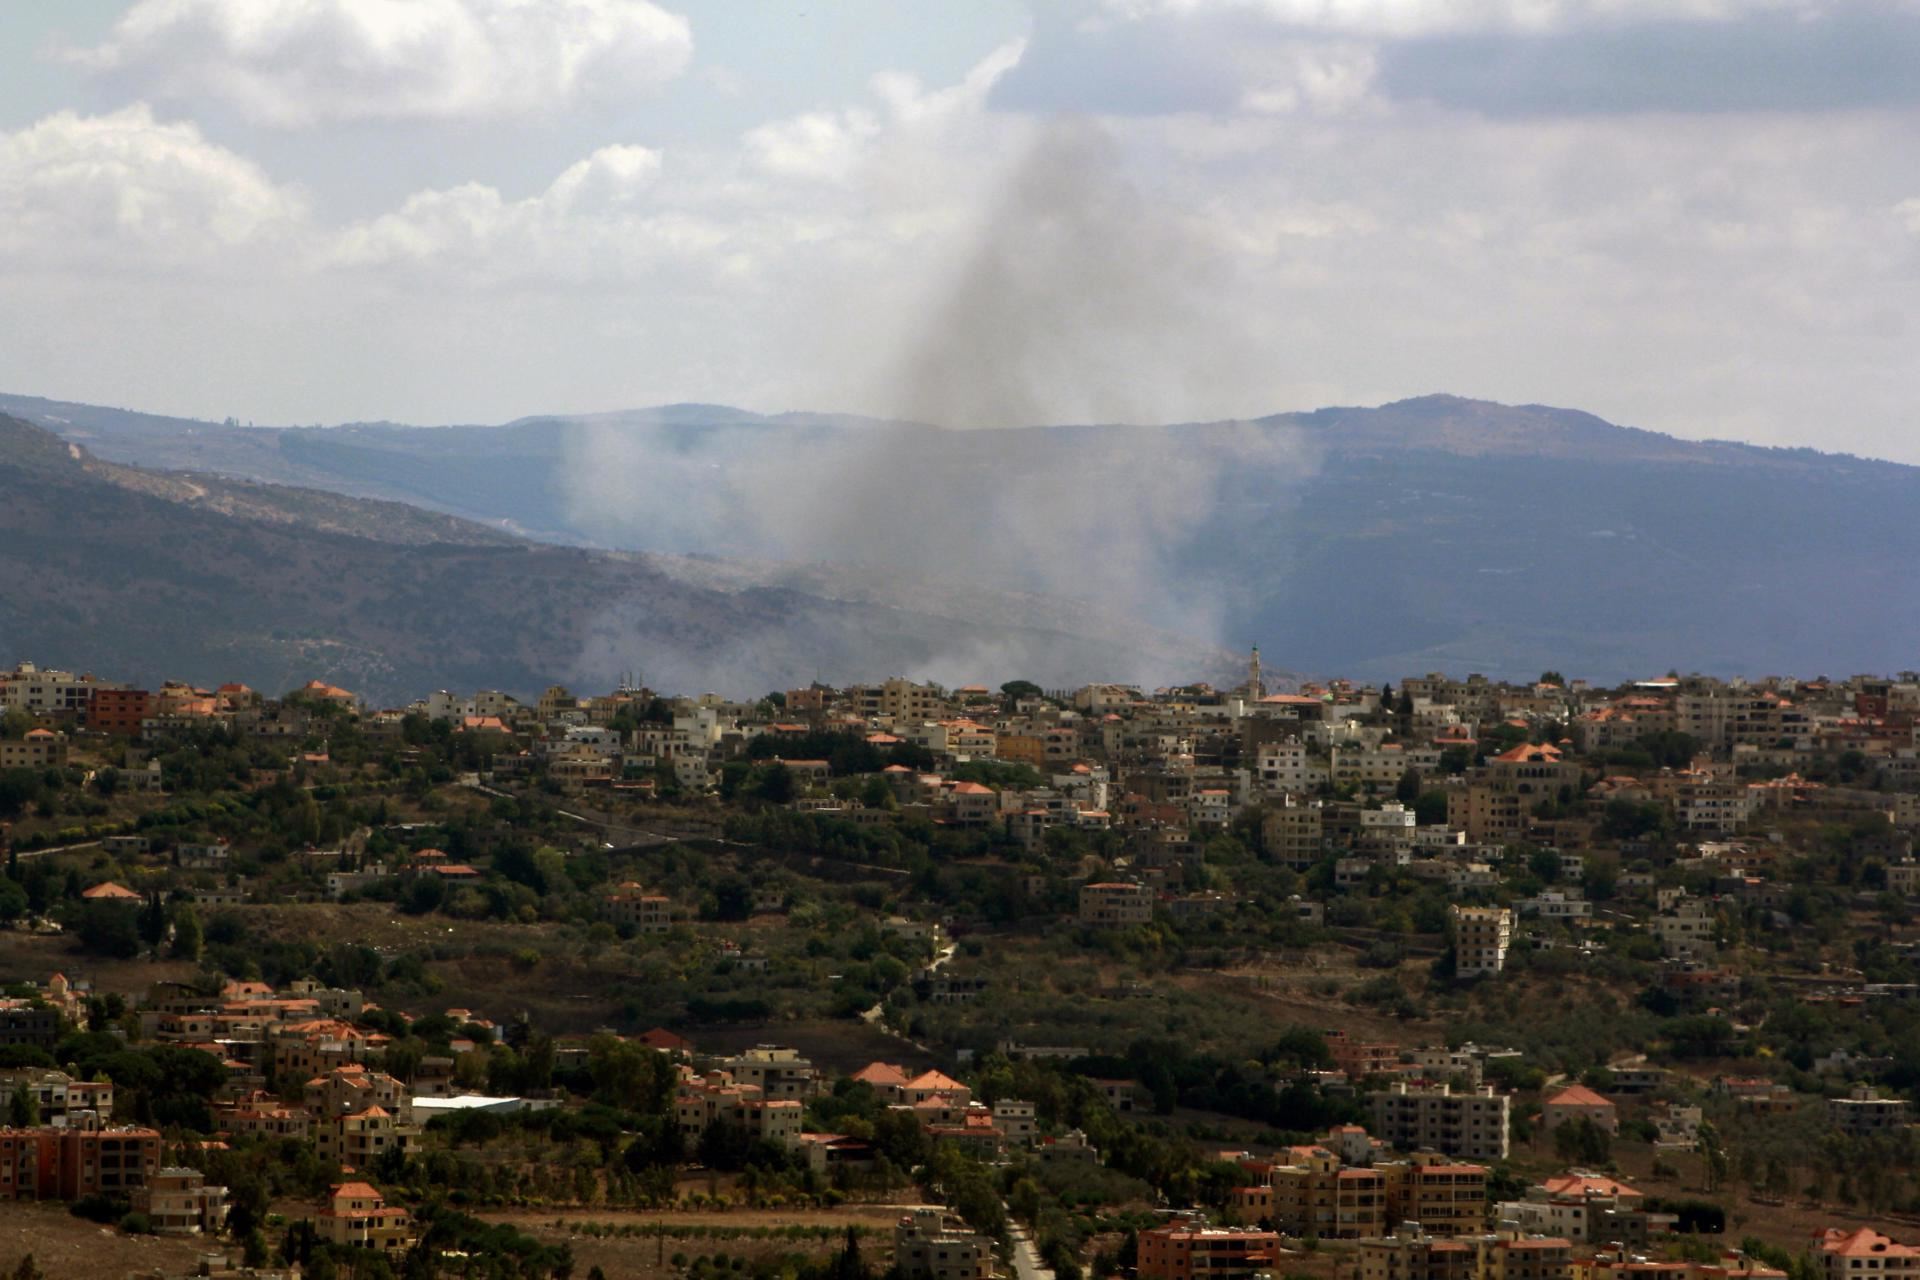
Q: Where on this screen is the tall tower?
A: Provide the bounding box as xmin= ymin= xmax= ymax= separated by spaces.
xmin=1248 ymin=646 xmax=1264 ymax=701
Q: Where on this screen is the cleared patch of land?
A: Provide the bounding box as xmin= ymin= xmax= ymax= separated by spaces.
xmin=0 ymin=1202 xmax=212 ymax=1277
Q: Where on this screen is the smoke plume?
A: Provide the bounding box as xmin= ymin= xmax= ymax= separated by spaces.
xmin=560 ymin=120 xmax=1316 ymax=691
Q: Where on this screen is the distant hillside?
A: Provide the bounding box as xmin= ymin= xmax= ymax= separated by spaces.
xmin=8 ymin=391 xmax=1920 ymax=682
xmin=0 ymin=415 xmax=1232 ymax=702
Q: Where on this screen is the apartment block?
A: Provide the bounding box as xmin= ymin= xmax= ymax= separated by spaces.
xmin=1138 ymin=1220 xmax=1281 ymax=1280
xmin=1450 ymin=907 xmax=1512 ymax=977
xmin=1371 ymin=1083 xmax=1511 ymax=1162
xmin=893 ymin=1209 xmax=994 ymax=1280
xmin=1079 ymin=881 xmax=1155 ymax=928
xmin=0 ymin=1123 xmax=162 ymax=1200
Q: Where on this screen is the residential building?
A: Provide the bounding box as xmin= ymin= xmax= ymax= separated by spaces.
xmin=603 ymin=883 xmax=673 ymax=933
xmin=1262 ymin=797 xmax=1326 ymax=869
xmin=1830 ymin=1086 xmax=1911 ymax=1137
xmin=893 ymin=1209 xmax=994 ymax=1280
xmin=1138 ymin=1219 xmax=1281 ymax=1280
xmin=1450 ymin=907 xmax=1513 ymax=977
xmin=724 ymin=1046 xmax=818 ymax=1100
xmin=132 ymin=1166 xmax=230 ymax=1235
xmin=1815 ymin=1229 xmax=1920 ymax=1280
xmin=315 ymin=1181 xmax=414 ymax=1256
xmin=1371 ymin=1083 xmax=1511 ymax=1162
xmin=315 ymin=1105 xmax=419 ymax=1170
xmin=0 ymin=1068 xmax=112 ymax=1125
xmin=1651 ymin=902 xmax=1718 ymax=959
xmin=992 ymin=1099 xmax=1037 ymax=1144
xmin=87 ymin=687 xmax=152 ymax=735
xmin=1327 ymin=1031 xmax=1403 ymax=1081
xmin=1577 ymin=1243 xmax=1785 ymax=1280
xmin=0 ymin=729 xmax=67 ymax=770
xmin=675 ymin=1073 xmax=805 ymax=1147
xmin=1358 ymin=1226 xmax=1477 ymax=1280
xmin=1482 ymin=1234 xmax=1574 ymax=1280
xmin=1252 ymin=1147 xmax=1488 ymax=1239
xmin=1542 ymin=1084 xmax=1618 ymax=1135
xmin=1496 ymin=1174 xmax=1664 ymax=1245
xmin=0 ymin=1123 xmax=162 ymax=1199
xmin=1079 ymin=881 xmax=1154 ymax=928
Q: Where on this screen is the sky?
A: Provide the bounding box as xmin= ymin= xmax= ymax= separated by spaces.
xmin=2 ymin=0 xmax=1919 ymax=458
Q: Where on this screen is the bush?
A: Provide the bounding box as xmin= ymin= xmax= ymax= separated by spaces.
xmin=119 ymin=1212 xmax=154 ymax=1235
xmin=70 ymin=1194 xmax=130 ymax=1223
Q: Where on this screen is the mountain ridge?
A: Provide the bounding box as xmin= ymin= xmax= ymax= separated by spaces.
xmin=7 ymin=391 xmax=1919 ymax=684
xmin=0 ymin=413 xmax=1238 ymax=702
xmin=6 ymin=388 xmax=1907 ymax=472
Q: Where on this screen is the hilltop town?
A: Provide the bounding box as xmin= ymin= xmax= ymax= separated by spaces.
xmin=5 ymin=655 xmax=1920 ymax=1280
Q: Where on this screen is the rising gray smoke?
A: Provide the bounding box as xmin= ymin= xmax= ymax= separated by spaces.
xmin=560 ymin=120 xmax=1315 ymax=692
xmin=887 ymin=118 xmax=1244 ymax=431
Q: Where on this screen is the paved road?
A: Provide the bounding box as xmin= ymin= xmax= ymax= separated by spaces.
xmin=10 ymin=838 xmax=101 ymax=860
xmin=1008 ymin=1224 xmax=1055 ymax=1280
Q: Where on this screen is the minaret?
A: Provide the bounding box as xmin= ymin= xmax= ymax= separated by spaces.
xmin=1248 ymin=646 xmax=1264 ymax=701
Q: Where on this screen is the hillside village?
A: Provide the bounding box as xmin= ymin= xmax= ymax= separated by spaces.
xmin=6 ymin=655 xmax=1920 ymax=1280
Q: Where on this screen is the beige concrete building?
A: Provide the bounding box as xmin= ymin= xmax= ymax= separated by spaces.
xmin=1372 ymin=1083 xmax=1511 ymax=1162
xmin=132 ymin=1166 xmax=229 ymax=1235
xmin=604 ymin=883 xmax=673 ymax=933
xmin=1450 ymin=906 xmax=1512 ymax=977
xmin=893 ymin=1209 xmax=993 ymax=1280
xmin=1079 ymin=881 xmax=1154 ymax=927
xmin=316 ymin=1181 xmax=414 ymax=1256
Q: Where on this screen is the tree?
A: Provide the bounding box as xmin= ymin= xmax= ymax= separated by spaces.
xmin=137 ymin=892 xmax=168 ymax=948
xmin=1394 ymin=769 xmax=1421 ymax=806
xmin=697 ymin=1116 xmax=753 ymax=1171
xmin=750 ymin=762 xmax=795 ymax=805
xmin=711 ymin=876 xmax=753 ymax=922
xmin=171 ymin=905 xmax=203 ymax=961
xmin=8 ymin=1084 xmax=37 ymax=1128
xmin=0 ymin=769 xmax=41 ymax=820
xmin=1697 ymin=1121 xmax=1729 ymax=1193
xmin=1553 ymin=1116 xmax=1609 ymax=1165
xmin=1528 ymin=846 xmax=1563 ymax=885
xmin=828 ymin=1225 xmax=872 ymax=1280
xmin=1001 ymin=680 xmax=1044 ymax=706
xmin=1413 ymin=790 xmax=1450 ymax=826
xmin=75 ymin=902 xmax=141 ymax=959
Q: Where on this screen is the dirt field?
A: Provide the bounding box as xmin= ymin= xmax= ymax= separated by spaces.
xmin=1185 ymin=965 xmax=1444 ymax=1045
xmin=0 ymin=1201 xmax=213 ymax=1278
xmin=691 ymin=1019 xmax=939 ymax=1075
xmin=0 ymin=926 xmax=200 ymax=996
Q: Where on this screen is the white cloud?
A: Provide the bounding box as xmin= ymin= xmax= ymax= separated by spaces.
xmin=1102 ymin=0 xmax=1823 ymax=36
xmin=743 ymin=109 xmax=882 ymax=182
xmin=1239 ymin=41 xmax=1380 ymax=113
xmin=5 ymin=30 xmax=1920 ymax=468
xmin=744 ymin=39 xmax=1025 ymax=182
xmin=66 ymin=0 xmax=693 ymax=127
xmin=331 ymin=143 xmax=692 ymax=281
xmin=330 ymin=39 xmax=1033 ymax=293
xmin=0 ymin=103 xmax=305 ymax=269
